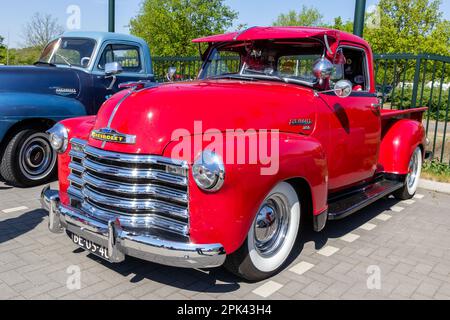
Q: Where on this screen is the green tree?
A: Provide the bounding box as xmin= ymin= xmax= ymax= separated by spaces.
xmin=8 ymin=47 xmax=42 ymax=65
xmin=0 ymin=36 xmax=6 ymax=64
xmin=129 ymin=0 xmax=238 ymax=56
xmin=273 ymin=5 xmax=323 ymax=27
xmin=331 ymin=17 xmax=353 ymax=33
xmin=365 ymin=0 xmax=450 ymax=55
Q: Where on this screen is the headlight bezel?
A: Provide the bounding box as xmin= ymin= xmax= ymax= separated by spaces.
xmin=192 ymin=150 xmax=225 ymax=192
xmin=47 ymin=123 xmax=69 ymax=153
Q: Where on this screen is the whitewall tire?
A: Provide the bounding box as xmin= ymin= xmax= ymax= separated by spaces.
xmin=225 ymin=182 xmax=301 ymax=281
xmin=394 ymin=147 xmax=422 ymax=200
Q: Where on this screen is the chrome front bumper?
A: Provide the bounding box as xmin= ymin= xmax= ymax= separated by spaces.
xmin=40 ymin=186 xmax=226 ymax=269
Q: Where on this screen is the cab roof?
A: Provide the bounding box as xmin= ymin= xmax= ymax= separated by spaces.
xmin=192 ymin=26 xmax=367 ymax=46
xmin=56 ymin=31 xmax=148 ymax=46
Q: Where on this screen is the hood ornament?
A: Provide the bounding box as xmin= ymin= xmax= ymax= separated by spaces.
xmin=91 ymin=128 xmax=136 ymax=144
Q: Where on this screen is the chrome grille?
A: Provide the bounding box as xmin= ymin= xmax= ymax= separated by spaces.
xmin=68 ymin=138 xmax=189 ymax=236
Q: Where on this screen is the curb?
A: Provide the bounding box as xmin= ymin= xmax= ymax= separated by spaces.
xmin=419 ymin=179 xmax=450 ymax=195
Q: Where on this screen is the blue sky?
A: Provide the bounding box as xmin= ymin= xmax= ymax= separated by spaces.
xmin=1 ymin=0 xmax=449 ymax=48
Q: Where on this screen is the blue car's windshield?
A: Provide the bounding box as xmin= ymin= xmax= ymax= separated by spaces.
xmin=39 ymin=37 xmax=96 ymax=68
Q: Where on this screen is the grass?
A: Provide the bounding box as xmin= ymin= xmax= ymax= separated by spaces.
xmin=422 ymin=160 xmax=450 ymax=183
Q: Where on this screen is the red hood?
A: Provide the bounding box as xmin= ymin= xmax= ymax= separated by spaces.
xmin=89 ymin=80 xmax=318 ymax=155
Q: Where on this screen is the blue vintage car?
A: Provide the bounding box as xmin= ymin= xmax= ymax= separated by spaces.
xmin=0 ymin=31 xmax=154 ymax=187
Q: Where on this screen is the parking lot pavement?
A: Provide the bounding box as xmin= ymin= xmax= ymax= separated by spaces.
xmin=0 ymin=180 xmax=450 ymax=300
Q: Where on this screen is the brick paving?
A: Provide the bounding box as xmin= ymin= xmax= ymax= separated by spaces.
xmin=0 ymin=180 xmax=449 ymax=300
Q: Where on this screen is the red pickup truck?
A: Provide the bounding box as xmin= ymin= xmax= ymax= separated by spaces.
xmin=41 ymin=27 xmax=428 ymax=281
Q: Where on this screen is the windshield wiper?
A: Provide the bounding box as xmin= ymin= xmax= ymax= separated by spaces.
xmin=241 ymin=70 xmax=288 ymax=83
xmin=242 ymin=69 xmax=315 ymax=87
xmin=56 ymin=54 xmax=72 ymax=67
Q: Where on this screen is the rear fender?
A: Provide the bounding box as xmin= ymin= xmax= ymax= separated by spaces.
xmin=379 ymin=119 xmax=426 ymax=175
xmin=163 ymin=131 xmax=328 ymax=254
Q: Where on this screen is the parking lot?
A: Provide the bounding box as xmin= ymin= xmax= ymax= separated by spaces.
xmin=0 ymin=180 xmax=450 ymax=300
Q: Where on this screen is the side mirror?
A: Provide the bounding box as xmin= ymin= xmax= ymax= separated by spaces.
xmin=314 ymin=79 xmax=353 ymax=98
xmin=334 ymin=80 xmax=353 ymax=98
xmin=166 ymin=66 xmax=177 ymax=82
xmin=80 ymin=57 xmax=91 ymax=68
xmin=105 ymin=62 xmax=123 ymax=77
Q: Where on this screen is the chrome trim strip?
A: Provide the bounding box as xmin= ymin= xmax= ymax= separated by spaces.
xmin=82 ymin=171 xmax=188 ymax=203
xmin=68 ymin=162 xmax=85 ymax=174
xmin=68 ymin=186 xmax=83 ymax=199
xmin=82 ymin=158 xmax=188 ymax=186
xmin=82 ymin=186 xmax=188 ymax=219
xmin=84 ymin=145 xmax=188 ymax=169
xmin=81 ymin=202 xmax=188 ymax=235
xmin=102 ymin=91 xmax=134 ymax=148
xmin=70 ymin=138 xmax=88 ymax=148
xmin=68 ymin=174 xmax=84 ymax=186
xmin=107 ymin=91 xmax=133 ymax=128
xmin=69 ymin=150 xmax=85 ymax=160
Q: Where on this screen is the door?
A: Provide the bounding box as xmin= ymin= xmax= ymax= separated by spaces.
xmin=92 ymin=42 xmax=151 ymax=112
xmin=317 ymin=46 xmax=381 ymax=191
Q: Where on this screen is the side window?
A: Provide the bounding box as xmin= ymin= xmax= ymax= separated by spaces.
xmin=334 ymin=47 xmax=368 ymax=91
xmin=98 ymin=44 xmax=142 ymax=73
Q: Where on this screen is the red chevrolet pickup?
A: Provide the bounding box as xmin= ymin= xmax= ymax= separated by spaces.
xmin=41 ymin=27 xmax=428 ymax=281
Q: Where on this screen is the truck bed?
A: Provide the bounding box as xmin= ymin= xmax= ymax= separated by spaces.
xmin=380 ymin=107 xmax=428 ymax=121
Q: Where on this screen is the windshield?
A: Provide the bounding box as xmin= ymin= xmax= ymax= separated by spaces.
xmin=39 ymin=37 xmax=96 ymax=68
xmin=199 ymin=40 xmax=324 ymax=87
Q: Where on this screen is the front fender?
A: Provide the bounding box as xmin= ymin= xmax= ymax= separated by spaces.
xmin=57 ymin=116 xmax=97 ymax=202
xmin=379 ymin=119 xmax=426 ymax=175
xmin=163 ymin=131 xmax=328 ymax=254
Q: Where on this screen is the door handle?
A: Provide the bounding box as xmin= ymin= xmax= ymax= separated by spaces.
xmin=371 ymin=103 xmax=382 ymax=110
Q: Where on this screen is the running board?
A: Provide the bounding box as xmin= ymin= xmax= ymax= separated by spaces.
xmin=328 ymin=179 xmax=404 ymax=220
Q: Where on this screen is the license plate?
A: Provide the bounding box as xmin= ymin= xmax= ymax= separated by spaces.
xmin=70 ymin=232 xmax=110 ymax=260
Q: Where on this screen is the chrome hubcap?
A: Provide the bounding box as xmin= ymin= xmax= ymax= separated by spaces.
xmin=407 ymin=150 xmax=419 ymax=190
xmin=19 ymin=134 xmax=56 ymax=180
xmin=254 ymin=194 xmax=290 ymax=257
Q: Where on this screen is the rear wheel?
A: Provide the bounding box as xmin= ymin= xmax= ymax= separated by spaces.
xmin=225 ymin=182 xmax=301 ymax=281
xmin=393 ymin=147 xmax=422 ymax=200
xmin=0 ymin=129 xmax=57 ymax=187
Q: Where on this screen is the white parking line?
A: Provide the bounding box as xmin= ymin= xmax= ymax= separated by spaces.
xmin=359 ymin=223 xmax=377 ymax=231
xmin=290 ymin=261 xmax=315 ymax=275
xmin=402 ymin=199 xmax=416 ymax=205
xmin=2 ymin=206 xmax=28 ymax=213
xmin=340 ymin=233 xmax=360 ymax=243
xmin=390 ymin=206 xmax=405 ymax=212
xmin=252 ymin=281 xmax=283 ymax=298
xmin=317 ymin=246 xmax=340 ymax=257
xmin=414 ymin=194 xmax=425 ymax=199
xmin=376 ymin=213 xmax=392 ymax=221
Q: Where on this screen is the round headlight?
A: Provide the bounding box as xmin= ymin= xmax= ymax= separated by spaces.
xmin=47 ymin=123 xmax=68 ymax=153
xmin=192 ymin=150 xmax=225 ymax=192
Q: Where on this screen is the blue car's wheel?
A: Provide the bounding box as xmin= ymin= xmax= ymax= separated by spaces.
xmin=0 ymin=129 xmax=57 ymax=187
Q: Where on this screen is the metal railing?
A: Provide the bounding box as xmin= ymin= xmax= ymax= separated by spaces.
xmin=374 ymin=54 xmax=449 ymax=163
xmin=153 ymin=54 xmax=450 ymax=163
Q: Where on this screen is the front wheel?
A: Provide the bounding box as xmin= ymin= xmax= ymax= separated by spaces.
xmin=0 ymin=129 xmax=57 ymax=187
xmin=225 ymin=182 xmax=301 ymax=281
xmin=393 ymin=146 xmax=422 ymax=200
